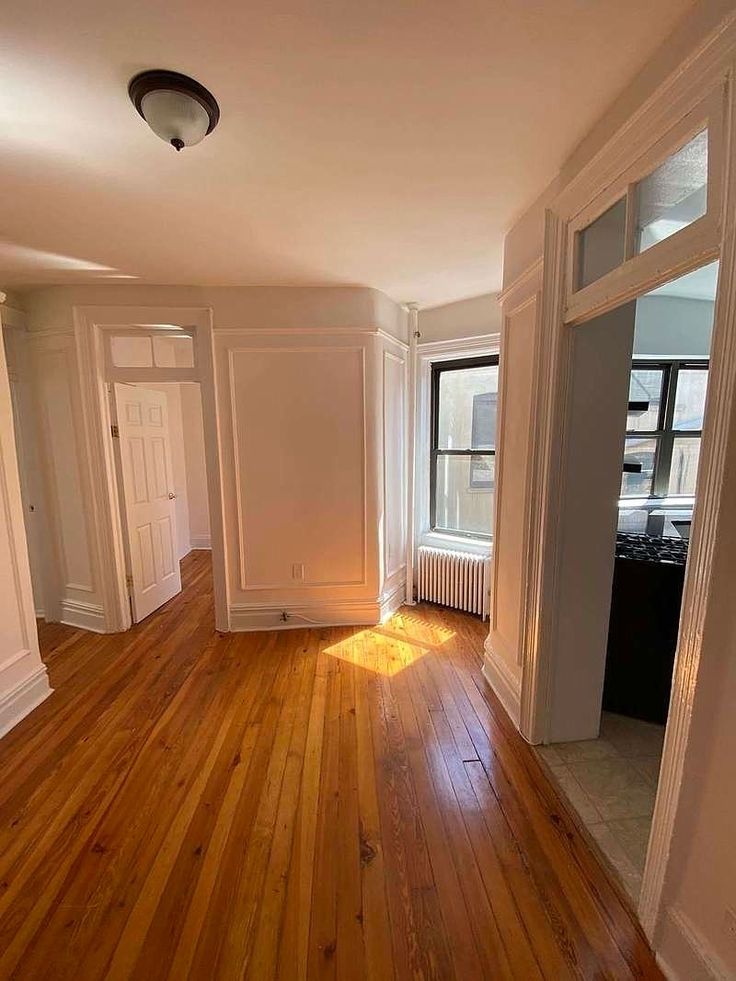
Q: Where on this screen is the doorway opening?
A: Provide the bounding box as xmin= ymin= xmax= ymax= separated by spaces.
xmin=535 ymin=261 xmax=718 ymax=902
xmin=111 ymin=380 xmax=210 ymax=624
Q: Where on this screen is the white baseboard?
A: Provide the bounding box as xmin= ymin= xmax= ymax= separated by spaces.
xmin=481 ymin=637 xmax=521 ymax=728
xmin=229 ymin=597 xmax=386 ymax=632
xmin=190 ymin=535 xmax=211 ymax=550
xmin=656 ymin=906 xmax=733 ymax=981
xmin=0 ymin=664 xmax=53 ymax=740
xmin=378 ymin=579 xmax=407 ymax=622
xmin=60 ymin=598 xmax=106 ymax=633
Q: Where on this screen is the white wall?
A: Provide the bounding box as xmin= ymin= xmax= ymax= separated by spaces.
xmin=180 ymin=384 xmax=210 ymax=549
xmin=492 ymin=3 xmax=736 ymax=975
xmin=2 ymin=315 xmax=49 ymax=617
xmin=0 ymin=303 xmax=51 ymax=737
xmin=419 ymin=293 xmax=501 ymax=343
xmin=379 ymin=340 xmax=407 ymax=611
xmin=216 ymin=331 xmax=402 ymax=629
xmin=28 ymin=331 xmax=105 ymax=631
xmin=20 ymin=285 xmax=407 ymax=633
xmin=484 ymin=282 xmax=539 ymax=724
xmin=22 ymin=285 xmax=404 ymax=337
xmin=653 ymin=380 xmax=736 ymax=981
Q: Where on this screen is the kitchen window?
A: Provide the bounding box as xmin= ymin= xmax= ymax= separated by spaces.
xmin=621 ymin=359 xmax=708 ymax=501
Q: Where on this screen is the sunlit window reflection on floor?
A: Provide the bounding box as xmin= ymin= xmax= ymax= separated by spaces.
xmin=323 ymin=612 xmax=456 ymax=677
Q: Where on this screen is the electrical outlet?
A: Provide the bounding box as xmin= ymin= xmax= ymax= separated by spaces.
xmin=724 ymin=907 xmax=736 ymax=942
xmin=292 ymin=563 xmax=304 ymax=581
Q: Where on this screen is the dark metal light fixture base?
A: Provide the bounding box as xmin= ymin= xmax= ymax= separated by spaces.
xmin=128 ymin=69 xmax=220 ymax=149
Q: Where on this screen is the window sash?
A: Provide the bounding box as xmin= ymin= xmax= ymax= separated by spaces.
xmin=429 ymin=355 xmax=499 ymax=538
xmin=622 ymin=359 xmax=707 ymax=500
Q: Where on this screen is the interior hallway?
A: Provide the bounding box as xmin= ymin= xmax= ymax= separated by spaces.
xmin=0 ymin=552 xmax=660 ymax=979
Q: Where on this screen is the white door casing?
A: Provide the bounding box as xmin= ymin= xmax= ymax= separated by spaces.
xmin=113 ymin=384 xmax=181 ymax=622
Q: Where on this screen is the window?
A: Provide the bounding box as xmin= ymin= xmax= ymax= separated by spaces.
xmin=430 ymin=356 xmax=499 ymax=539
xmin=621 ymin=360 xmax=708 ymax=501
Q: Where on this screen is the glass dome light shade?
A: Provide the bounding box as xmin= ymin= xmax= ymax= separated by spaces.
xmin=140 ymin=89 xmax=210 ymax=148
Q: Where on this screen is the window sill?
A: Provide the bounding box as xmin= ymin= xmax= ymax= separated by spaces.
xmin=618 ymin=496 xmax=695 ymax=509
xmin=419 ymin=531 xmax=492 ymax=557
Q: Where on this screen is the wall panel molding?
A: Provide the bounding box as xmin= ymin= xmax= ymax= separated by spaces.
xmin=485 ymin=287 xmax=541 ymax=718
xmin=33 ymin=341 xmax=97 ymax=599
xmin=382 ymin=348 xmax=406 ymax=583
xmin=227 ymin=344 xmax=368 ymax=593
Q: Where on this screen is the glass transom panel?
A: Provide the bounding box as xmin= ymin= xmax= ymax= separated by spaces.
xmin=577 ymin=198 xmax=627 ymax=290
xmin=636 ymin=130 xmax=708 ymax=253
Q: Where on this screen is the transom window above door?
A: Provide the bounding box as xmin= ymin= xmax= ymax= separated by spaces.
xmin=104 ymin=328 xmax=198 ymax=383
xmin=108 ymin=332 xmax=195 ymax=369
xmin=573 ymin=125 xmax=711 ymax=295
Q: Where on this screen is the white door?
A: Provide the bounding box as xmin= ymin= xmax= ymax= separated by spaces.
xmin=113 ymin=384 xmax=181 ymax=622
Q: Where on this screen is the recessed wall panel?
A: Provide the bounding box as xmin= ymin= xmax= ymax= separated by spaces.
xmin=493 ymin=299 xmax=537 ymax=671
xmin=383 ymin=350 xmax=406 ymax=580
xmin=36 ymin=348 xmax=95 ymax=593
xmin=229 ymin=347 xmax=366 ymax=589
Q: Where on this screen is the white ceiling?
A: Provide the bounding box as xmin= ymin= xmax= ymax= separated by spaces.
xmin=0 ymin=0 xmax=695 ymax=307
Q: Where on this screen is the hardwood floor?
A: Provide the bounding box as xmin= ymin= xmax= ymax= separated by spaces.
xmin=0 ymin=551 xmax=661 ymax=979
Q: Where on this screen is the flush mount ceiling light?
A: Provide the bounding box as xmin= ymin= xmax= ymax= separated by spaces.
xmin=128 ymin=70 xmax=220 ymax=152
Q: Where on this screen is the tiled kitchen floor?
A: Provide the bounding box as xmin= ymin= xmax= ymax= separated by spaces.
xmin=535 ymin=712 xmax=665 ymax=901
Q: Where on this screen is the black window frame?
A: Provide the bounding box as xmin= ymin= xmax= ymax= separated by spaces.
xmin=622 ymin=359 xmax=708 ymax=500
xmin=430 ymin=354 xmax=499 ymax=540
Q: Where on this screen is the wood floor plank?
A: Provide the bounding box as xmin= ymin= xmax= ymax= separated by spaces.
xmin=0 ymin=556 xmax=663 ymax=980
xmin=407 ymin=661 xmax=543 ymax=980
xmin=392 ymin=652 xmax=508 ymax=979
xmin=366 ymin=631 xmax=456 ymax=980
xmin=277 ymin=632 xmax=329 ymax=981
xmin=351 ymin=631 xmax=395 ymax=981
xmin=307 ymin=640 xmax=342 ymax=980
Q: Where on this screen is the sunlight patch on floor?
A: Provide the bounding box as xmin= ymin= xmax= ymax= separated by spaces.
xmin=323 ymin=618 xmax=455 ymax=677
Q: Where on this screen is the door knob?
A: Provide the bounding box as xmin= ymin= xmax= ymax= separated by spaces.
xmin=168 ymin=492 xmax=176 ymax=500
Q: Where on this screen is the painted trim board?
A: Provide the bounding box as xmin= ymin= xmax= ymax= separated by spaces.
xmin=60 ymin=598 xmax=106 ymax=633
xmin=0 ymin=664 xmax=52 ymax=739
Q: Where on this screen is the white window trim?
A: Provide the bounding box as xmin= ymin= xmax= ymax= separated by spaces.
xmin=414 ymin=334 xmax=500 ymax=556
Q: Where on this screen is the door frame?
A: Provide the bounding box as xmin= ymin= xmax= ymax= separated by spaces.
xmin=73 ymin=305 xmax=229 ymax=632
xmin=516 ymin=21 xmax=736 ymax=939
